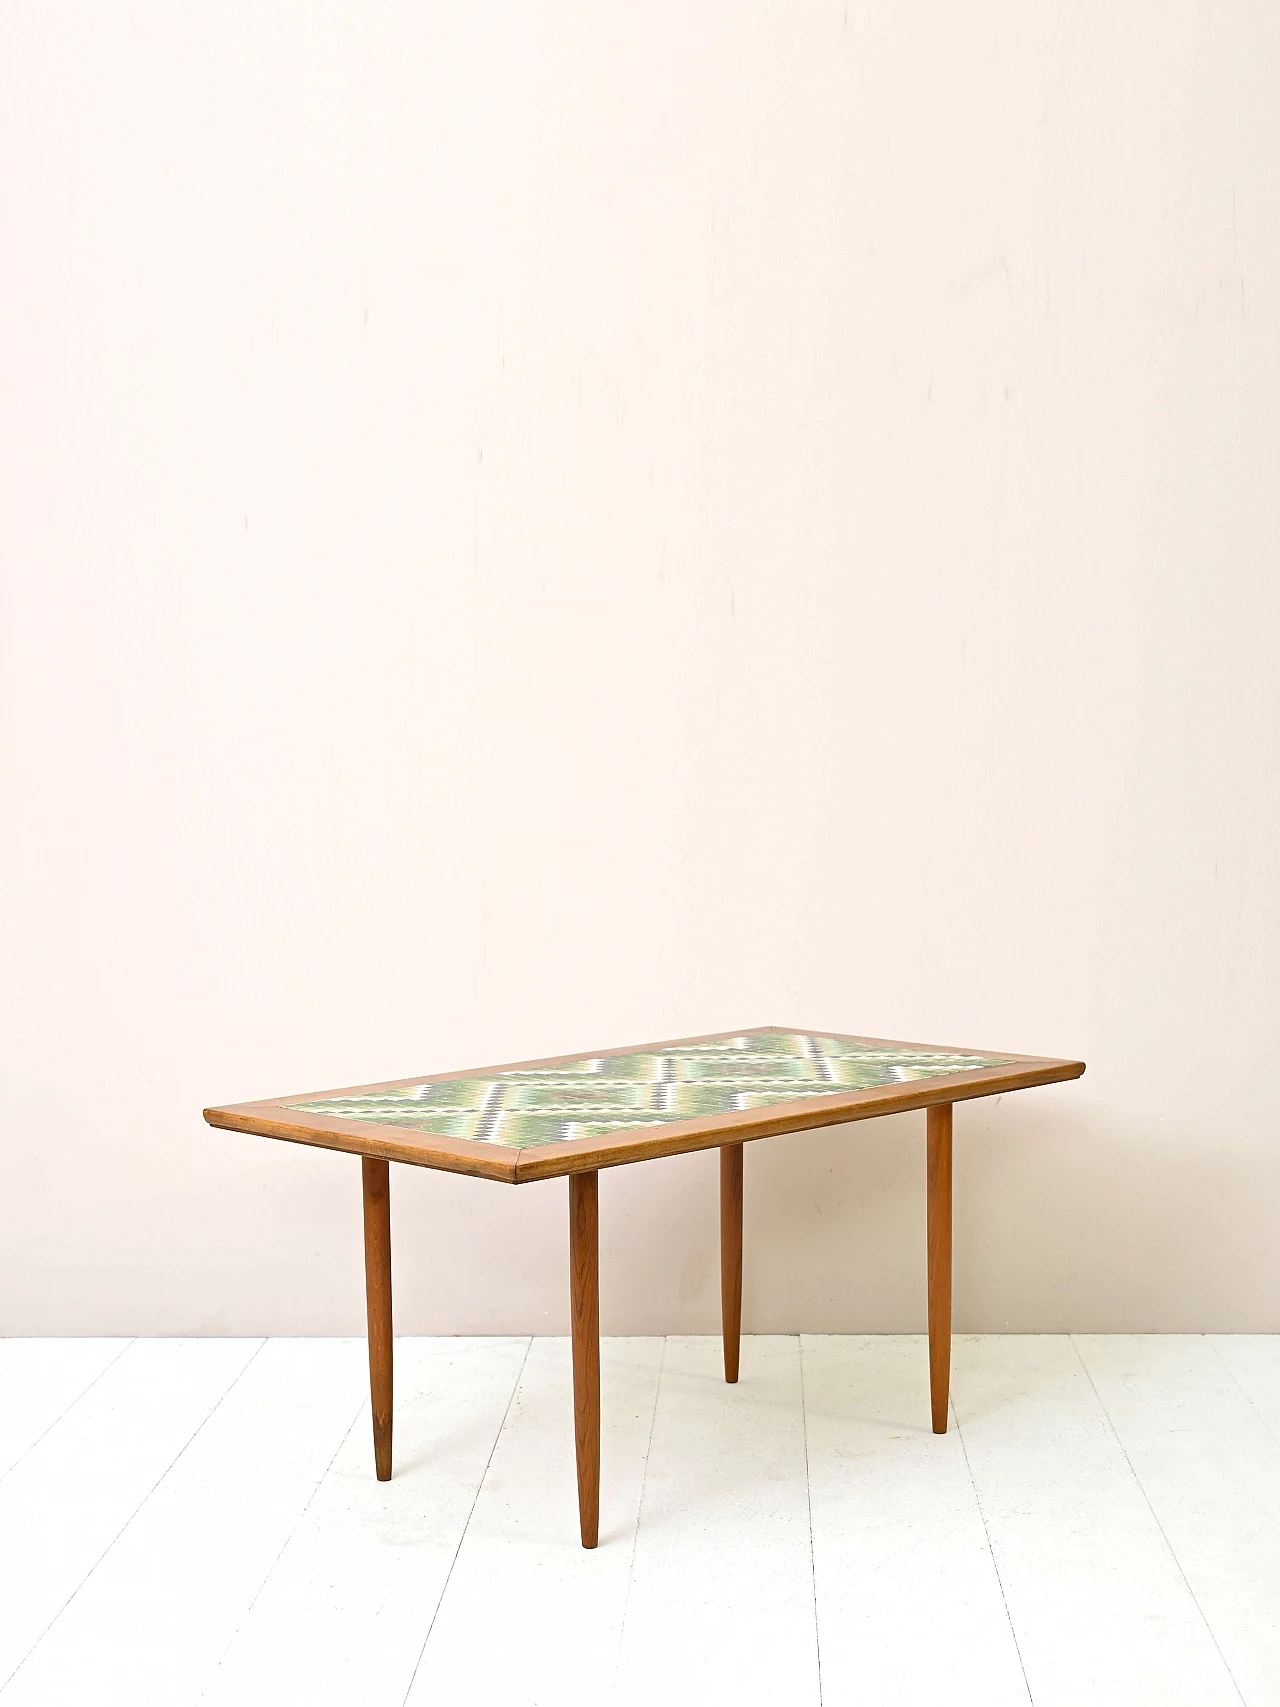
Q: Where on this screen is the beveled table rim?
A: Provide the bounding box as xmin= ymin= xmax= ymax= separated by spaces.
xmin=203 ymin=1023 xmax=1086 ymax=1183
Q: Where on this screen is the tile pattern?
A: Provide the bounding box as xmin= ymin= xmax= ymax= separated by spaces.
xmin=289 ymin=1031 xmax=1010 ymax=1149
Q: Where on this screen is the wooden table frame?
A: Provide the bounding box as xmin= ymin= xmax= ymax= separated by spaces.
xmin=205 ymin=1025 xmax=1084 ymax=1548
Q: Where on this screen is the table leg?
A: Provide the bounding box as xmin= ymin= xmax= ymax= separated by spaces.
xmin=720 ymin=1142 xmax=743 ymax=1383
xmin=362 ymin=1156 xmax=394 ymax=1480
xmin=569 ymin=1170 xmax=600 ymax=1549
xmin=926 ymin=1103 xmax=952 ymax=1434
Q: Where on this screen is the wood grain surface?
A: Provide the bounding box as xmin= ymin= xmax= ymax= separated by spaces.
xmin=926 ymin=1104 xmax=953 ymax=1435
xmin=720 ymin=1143 xmax=743 ymax=1384
xmin=569 ymin=1171 xmax=600 ymax=1549
xmin=361 ymin=1157 xmax=394 ymax=1479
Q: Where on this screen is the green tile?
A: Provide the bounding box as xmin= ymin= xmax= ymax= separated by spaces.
xmin=288 ymin=1032 xmax=1008 ymax=1150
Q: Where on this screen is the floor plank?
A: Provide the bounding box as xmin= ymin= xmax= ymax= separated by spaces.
xmin=613 ymin=1336 xmax=820 ymax=1707
xmin=1077 ymin=1334 xmax=1280 ymax=1707
xmin=3 ymin=1334 xmax=1278 ymax=1707
xmin=406 ymin=1336 xmax=663 ymax=1707
xmin=802 ymin=1334 xmax=1030 ymax=1706
xmin=0 ymin=1337 xmax=261 ymax=1694
xmin=2 ymin=1338 xmax=367 ymax=1707
xmin=0 ymin=1339 xmax=132 ymax=1480
xmin=1211 ymin=1335 xmax=1280 ymax=1445
xmin=204 ymin=1337 xmax=530 ymax=1707
xmin=952 ymin=1335 xmax=1242 ymax=1707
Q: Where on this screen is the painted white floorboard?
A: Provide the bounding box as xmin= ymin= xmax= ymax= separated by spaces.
xmin=204 ymin=1337 xmax=530 ymax=1707
xmin=613 ymin=1336 xmax=820 ymax=1707
xmin=3 ymin=1338 xmax=368 ymax=1707
xmin=1076 ymin=1334 xmax=1280 ymax=1707
xmin=802 ymin=1334 xmax=1030 ymax=1707
xmin=0 ymin=1337 xmax=261 ymax=1694
xmin=407 ymin=1337 xmax=663 ymax=1707
xmin=952 ymin=1335 xmax=1242 ymax=1707
xmin=3 ymin=1335 xmax=1278 ymax=1707
xmin=1212 ymin=1336 xmax=1280 ymax=1445
xmin=0 ymin=1338 xmax=132 ymax=1480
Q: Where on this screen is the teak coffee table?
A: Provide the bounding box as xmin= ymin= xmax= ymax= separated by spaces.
xmin=205 ymin=1026 xmax=1084 ymax=1548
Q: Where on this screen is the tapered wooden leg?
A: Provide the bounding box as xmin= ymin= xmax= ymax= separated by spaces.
xmin=720 ymin=1143 xmax=743 ymax=1384
xmin=926 ymin=1103 xmax=953 ymax=1435
xmin=362 ymin=1156 xmax=394 ymax=1480
xmin=569 ymin=1170 xmax=600 ymax=1549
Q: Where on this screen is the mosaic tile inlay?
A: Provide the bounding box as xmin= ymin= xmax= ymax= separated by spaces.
xmin=289 ymin=1031 xmax=1010 ymax=1150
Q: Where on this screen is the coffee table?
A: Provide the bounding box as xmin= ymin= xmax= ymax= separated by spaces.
xmin=204 ymin=1025 xmax=1084 ymax=1548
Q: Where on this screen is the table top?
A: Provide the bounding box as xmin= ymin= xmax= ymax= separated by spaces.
xmin=204 ymin=1026 xmax=1085 ymax=1183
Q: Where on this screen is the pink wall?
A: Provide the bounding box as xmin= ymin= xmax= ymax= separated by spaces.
xmin=3 ymin=2 xmax=1278 ymax=1332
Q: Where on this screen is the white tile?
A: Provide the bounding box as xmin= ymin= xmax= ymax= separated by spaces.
xmin=802 ymin=1334 xmax=1030 ymax=1706
xmin=613 ymin=1336 xmax=820 ymax=1707
xmin=1211 ymin=1335 xmax=1280 ymax=1443
xmin=204 ymin=1336 xmax=530 ymax=1707
xmin=0 ymin=1337 xmax=261 ymax=1692
xmin=952 ymin=1335 xmax=1241 ymax=1707
xmin=407 ymin=1336 xmax=663 ymax=1707
xmin=0 ymin=1338 xmax=132 ymax=1479
xmin=1077 ymin=1334 xmax=1280 ymax=1707
xmin=2 ymin=1338 xmax=366 ymax=1707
